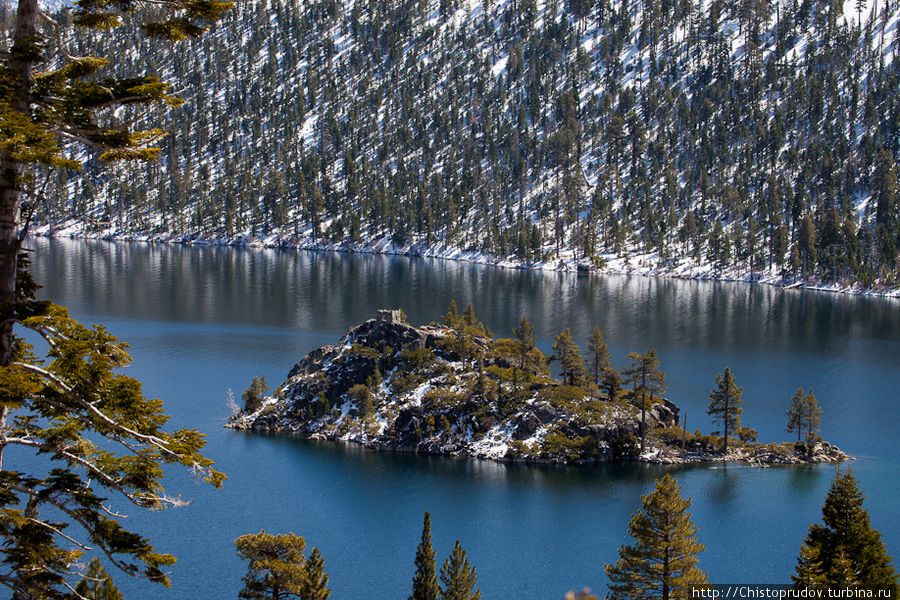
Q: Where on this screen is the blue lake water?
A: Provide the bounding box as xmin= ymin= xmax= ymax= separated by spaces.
xmin=24 ymin=237 xmax=900 ymax=599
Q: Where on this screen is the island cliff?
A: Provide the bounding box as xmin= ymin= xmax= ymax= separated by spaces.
xmin=227 ymin=310 xmax=848 ymax=465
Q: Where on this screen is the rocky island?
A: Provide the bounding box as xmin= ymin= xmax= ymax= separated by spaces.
xmin=227 ymin=308 xmax=848 ymax=465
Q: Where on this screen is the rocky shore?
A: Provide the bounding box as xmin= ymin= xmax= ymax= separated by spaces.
xmin=226 ymin=311 xmax=849 ymax=466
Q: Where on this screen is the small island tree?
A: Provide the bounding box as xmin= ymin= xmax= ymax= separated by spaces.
xmin=707 ymin=367 xmax=743 ymax=453
xmin=512 ymin=316 xmax=536 ymax=391
xmin=801 ymin=389 xmax=823 ymax=447
xmin=552 ymin=328 xmax=587 ymax=387
xmin=605 ymin=474 xmax=708 ymax=599
xmin=786 ymin=388 xmax=805 ymax=443
xmin=624 ymin=350 xmax=666 ymax=454
xmin=243 ymin=375 xmax=270 ymax=413
xmin=586 ymin=326 xmax=612 ymax=393
xmin=786 ymin=388 xmax=823 ymax=448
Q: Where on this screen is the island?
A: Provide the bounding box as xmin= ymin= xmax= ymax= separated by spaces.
xmin=227 ymin=309 xmax=848 ymax=465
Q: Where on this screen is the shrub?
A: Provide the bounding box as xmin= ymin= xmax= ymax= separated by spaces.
xmin=735 ymin=426 xmax=758 ymax=442
xmin=535 ymin=385 xmax=588 ymax=411
xmin=399 ymin=347 xmax=436 ymax=369
xmin=686 ymin=434 xmax=720 ymax=452
xmin=348 ymin=384 xmax=374 ymax=417
xmin=654 ymin=426 xmax=692 ymax=446
xmin=349 ymin=343 xmax=381 ymax=360
xmin=610 ymin=432 xmax=639 ymax=459
xmin=422 ymin=388 xmax=466 ymax=410
xmin=540 ymin=429 xmax=600 ymax=460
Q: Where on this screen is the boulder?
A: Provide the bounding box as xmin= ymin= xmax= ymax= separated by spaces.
xmin=513 ymin=411 xmax=541 ymax=440
xmin=532 ymin=401 xmax=562 ymax=424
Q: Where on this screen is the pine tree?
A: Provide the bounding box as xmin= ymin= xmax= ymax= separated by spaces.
xmin=601 ymin=368 xmax=624 ymax=401
xmin=552 ymin=328 xmax=587 ymax=387
xmin=586 ymin=326 xmax=612 ymax=390
xmin=512 ymin=316 xmax=536 ymax=371
xmin=442 ymin=301 xmax=460 ymax=328
xmin=410 ymin=511 xmax=440 ymax=600
xmin=0 ymin=0 xmax=232 ymax=375
xmin=706 ymin=367 xmax=743 ymax=453
xmin=302 ymin=548 xmax=331 ymax=600
xmin=624 ymin=350 xmax=666 ymax=454
xmin=605 ymin=474 xmax=708 ymax=599
xmin=235 ymin=530 xmax=330 ymax=600
xmin=243 ymin=375 xmax=270 ymax=413
xmin=439 ymin=541 xmax=481 ymax=600
xmin=801 ymin=388 xmax=823 ymax=447
xmin=792 ymin=470 xmax=898 ymax=590
xmin=512 ymin=316 xmax=536 ymax=392
xmin=791 ymin=544 xmax=827 ymax=588
xmin=786 ymin=388 xmax=822 ymax=447
xmin=74 ymin=558 xmax=124 ymax=600
xmin=0 ymin=260 xmax=224 ymax=597
xmin=786 ymin=388 xmax=804 ymax=443
xmin=0 ymin=0 xmax=229 ymax=594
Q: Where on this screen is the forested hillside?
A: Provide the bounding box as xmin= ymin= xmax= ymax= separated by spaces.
xmin=6 ymin=0 xmax=900 ymax=288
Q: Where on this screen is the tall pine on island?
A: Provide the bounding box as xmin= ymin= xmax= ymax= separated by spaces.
xmin=707 ymin=367 xmax=743 ymax=453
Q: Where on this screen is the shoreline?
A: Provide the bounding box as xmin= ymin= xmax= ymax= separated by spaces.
xmin=226 ymin=423 xmax=851 ymax=467
xmin=30 ymin=226 xmax=900 ymax=300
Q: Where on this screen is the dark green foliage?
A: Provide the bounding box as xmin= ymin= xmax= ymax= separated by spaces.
xmin=802 ymin=389 xmax=823 ymax=446
xmin=410 ymin=511 xmax=439 ymax=600
xmin=792 ymin=470 xmax=898 ymax=591
xmin=609 ymin=433 xmax=639 ymax=459
xmin=734 ymin=426 xmax=758 ymax=442
xmin=551 ymin=328 xmax=587 ymax=387
xmin=242 ymin=375 xmax=269 ymax=413
xmin=706 ymin=367 xmax=742 ymax=453
xmin=512 ymin=316 xmax=536 ymax=371
xmin=624 ymin=350 xmax=666 ymax=454
xmin=605 ymin=474 xmax=708 ymax=599
xmin=540 ymin=429 xmax=600 ymax=461
xmin=348 ymin=383 xmax=374 ymax=417
xmin=74 ymin=558 xmax=123 ymax=600
xmin=439 ymin=541 xmax=481 ymax=600
xmin=586 ymin=326 xmax=613 ymax=391
xmin=17 ymin=0 xmax=900 ymax=290
xmin=786 ymin=388 xmax=805 ymax=443
xmin=788 ymin=388 xmax=822 ymax=447
xmin=235 ymin=530 xmax=330 ymax=600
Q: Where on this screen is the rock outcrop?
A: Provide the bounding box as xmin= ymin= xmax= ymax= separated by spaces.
xmin=227 ymin=311 xmax=848 ymax=466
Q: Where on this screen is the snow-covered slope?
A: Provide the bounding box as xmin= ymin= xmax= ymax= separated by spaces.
xmin=12 ymin=0 xmax=900 ymax=291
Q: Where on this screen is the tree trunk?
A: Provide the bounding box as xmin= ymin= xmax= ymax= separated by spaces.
xmin=640 ymin=366 xmax=647 ymax=454
xmin=722 ymin=391 xmax=730 ymax=453
xmin=0 ymin=0 xmax=38 ymax=470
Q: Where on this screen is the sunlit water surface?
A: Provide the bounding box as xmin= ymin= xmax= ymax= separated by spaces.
xmin=23 ymin=238 xmax=900 ymax=599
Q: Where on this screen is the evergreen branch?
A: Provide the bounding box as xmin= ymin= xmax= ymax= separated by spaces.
xmin=12 ymin=361 xmax=178 ymax=456
xmin=7 ymin=483 xmax=164 ymax=579
xmin=25 ymin=516 xmax=94 ymax=551
xmin=4 ymin=436 xmax=161 ymax=508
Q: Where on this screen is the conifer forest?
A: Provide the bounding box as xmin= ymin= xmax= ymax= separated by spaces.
xmin=5 ymin=0 xmax=900 ymax=288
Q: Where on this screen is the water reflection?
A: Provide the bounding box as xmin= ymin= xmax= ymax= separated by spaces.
xmin=22 ymin=237 xmax=900 ymax=599
xmin=27 ymin=238 xmax=900 ymax=354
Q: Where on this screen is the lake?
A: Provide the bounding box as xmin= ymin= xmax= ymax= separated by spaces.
xmin=25 ymin=237 xmax=900 ymax=599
